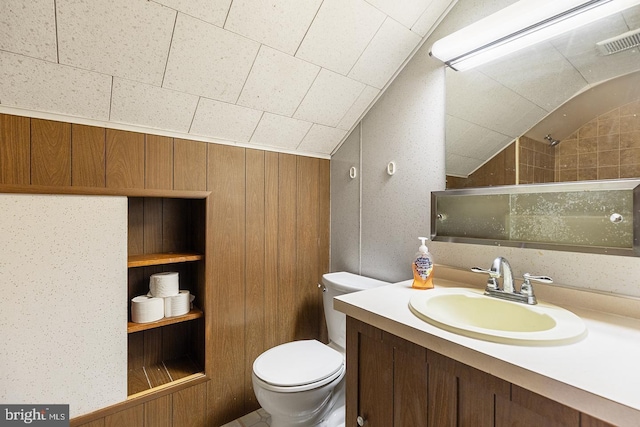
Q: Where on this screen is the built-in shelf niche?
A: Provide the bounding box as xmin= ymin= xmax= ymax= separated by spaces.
xmin=127 ymin=196 xmax=207 ymax=398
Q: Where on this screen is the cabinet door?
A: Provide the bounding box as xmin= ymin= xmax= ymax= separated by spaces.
xmin=347 ymin=318 xmax=428 ymax=427
xmin=496 ymin=385 xmax=580 ymax=427
xmin=347 ymin=318 xmax=394 ymax=426
xmin=385 ymin=332 xmax=428 ymax=426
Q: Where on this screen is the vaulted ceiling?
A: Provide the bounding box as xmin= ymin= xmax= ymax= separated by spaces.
xmin=437 ymin=1 xmax=640 ymax=177
xmin=0 ymin=0 xmax=455 ymax=158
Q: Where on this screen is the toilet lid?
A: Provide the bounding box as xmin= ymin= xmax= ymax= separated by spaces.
xmin=253 ymin=340 xmax=344 ymax=387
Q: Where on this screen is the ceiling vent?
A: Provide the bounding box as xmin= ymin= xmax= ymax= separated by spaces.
xmin=596 ymin=28 xmax=640 ymax=55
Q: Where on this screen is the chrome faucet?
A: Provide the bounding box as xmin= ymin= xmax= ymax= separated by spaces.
xmin=471 ymin=257 xmax=553 ymax=305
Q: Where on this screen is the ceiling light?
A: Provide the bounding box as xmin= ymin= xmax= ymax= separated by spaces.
xmin=430 ymin=0 xmax=640 ymax=71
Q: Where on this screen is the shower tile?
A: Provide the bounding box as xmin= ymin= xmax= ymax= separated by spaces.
xmin=621 ymin=131 xmax=640 ymax=149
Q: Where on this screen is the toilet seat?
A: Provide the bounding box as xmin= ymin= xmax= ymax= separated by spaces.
xmin=253 ymin=340 xmax=345 ymax=393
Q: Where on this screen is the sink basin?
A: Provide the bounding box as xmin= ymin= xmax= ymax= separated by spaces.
xmin=409 ymin=288 xmax=587 ymax=345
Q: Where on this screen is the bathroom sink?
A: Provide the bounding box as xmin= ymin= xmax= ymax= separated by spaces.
xmin=409 ymin=288 xmax=587 ymax=345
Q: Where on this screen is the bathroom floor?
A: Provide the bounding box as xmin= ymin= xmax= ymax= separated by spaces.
xmin=221 ymin=408 xmax=271 ymax=427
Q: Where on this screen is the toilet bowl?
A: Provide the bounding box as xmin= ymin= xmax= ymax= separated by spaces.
xmin=251 ymin=272 xmax=390 ymax=427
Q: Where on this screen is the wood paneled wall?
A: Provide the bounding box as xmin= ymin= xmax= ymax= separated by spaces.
xmin=0 ymin=114 xmax=330 ymax=426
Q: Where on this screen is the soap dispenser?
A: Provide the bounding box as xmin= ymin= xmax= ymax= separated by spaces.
xmin=412 ymin=237 xmax=434 ymax=290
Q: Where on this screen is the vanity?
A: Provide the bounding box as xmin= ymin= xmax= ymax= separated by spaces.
xmin=335 ymin=265 xmax=640 ymax=427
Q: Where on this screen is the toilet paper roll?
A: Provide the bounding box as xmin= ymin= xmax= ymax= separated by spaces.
xmin=149 ymin=272 xmax=179 ymax=297
xmin=131 ymin=295 xmax=165 ymax=323
xmin=164 ymin=290 xmax=191 ymax=317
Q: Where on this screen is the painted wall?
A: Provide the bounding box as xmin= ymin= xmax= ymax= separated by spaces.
xmin=331 ymin=40 xmax=446 ymax=283
xmin=331 ymin=1 xmax=640 ymax=298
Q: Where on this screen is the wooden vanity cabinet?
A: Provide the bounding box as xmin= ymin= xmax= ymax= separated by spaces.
xmin=346 ymin=317 xmax=614 ymax=427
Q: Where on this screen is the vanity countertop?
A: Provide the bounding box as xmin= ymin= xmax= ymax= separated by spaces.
xmin=334 ymin=265 xmax=640 ymax=426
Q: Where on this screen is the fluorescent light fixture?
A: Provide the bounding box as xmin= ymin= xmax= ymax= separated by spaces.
xmin=430 ymin=0 xmax=640 ymax=71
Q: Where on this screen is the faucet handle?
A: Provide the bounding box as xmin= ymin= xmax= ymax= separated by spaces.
xmin=471 ymin=266 xmax=500 ymax=278
xmin=520 ymin=273 xmax=553 ymax=305
xmin=522 ymin=273 xmax=553 ymax=285
xmin=471 ymin=266 xmax=500 ymax=291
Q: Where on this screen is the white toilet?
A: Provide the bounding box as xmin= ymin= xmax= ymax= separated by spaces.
xmin=252 ymin=272 xmax=390 ymax=427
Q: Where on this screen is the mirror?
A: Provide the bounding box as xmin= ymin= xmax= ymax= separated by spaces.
xmin=439 ymin=1 xmax=640 ymax=188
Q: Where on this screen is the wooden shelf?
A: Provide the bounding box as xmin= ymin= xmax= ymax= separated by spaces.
xmin=127 ymin=252 xmax=203 ymax=268
xmin=127 ymin=355 xmax=203 ymax=398
xmin=127 ymin=307 xmax=203 ymax=333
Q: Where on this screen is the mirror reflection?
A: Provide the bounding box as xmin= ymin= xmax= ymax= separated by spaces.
xmin=441 ymin=2 xmax=640 ymax=189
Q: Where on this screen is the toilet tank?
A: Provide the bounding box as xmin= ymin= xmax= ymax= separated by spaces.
xmin=321 ymin=272 xmax=390 ymax=351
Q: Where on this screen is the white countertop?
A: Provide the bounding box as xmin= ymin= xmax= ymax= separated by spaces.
xmin=334 ymin=266 xmax=640 ymax=426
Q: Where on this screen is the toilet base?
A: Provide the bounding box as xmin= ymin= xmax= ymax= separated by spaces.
xmin=260 ymin=377 xmax=345 ymax=427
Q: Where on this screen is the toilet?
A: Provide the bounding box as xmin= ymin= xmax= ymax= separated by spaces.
xmin=252 ymin=272 xmax=390 ymax=427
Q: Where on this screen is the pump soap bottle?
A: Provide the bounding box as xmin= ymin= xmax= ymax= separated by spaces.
xmin=412 ymin=237 xmax=434 ymax=290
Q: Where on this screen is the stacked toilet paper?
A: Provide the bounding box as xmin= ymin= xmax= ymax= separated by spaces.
xmin=130 ymin=272 xmax=194 ymax=323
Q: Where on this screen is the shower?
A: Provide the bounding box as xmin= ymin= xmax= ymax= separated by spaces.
xmin=544 ymin=134 xmax=561 ymax=146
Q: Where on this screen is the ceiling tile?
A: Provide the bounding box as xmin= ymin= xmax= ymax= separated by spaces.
xmin=297 ymin=124 xmax=348 ymax=153
xmin=294 ymin=69 xmax=366 ymax=127
xmin=446 ymin=69 xmax=546 ymax=138
xmin=0 ymin=0 xmax=57 ymax=62
xmin=337 ymin=85 xmax=380 ymax=130
xmin=365 ymin=0 xmax=431 ymax=28
xmin=349 ymin=18 xmax=421 ymax=89
xmin=110 ymin=78 xmax=198 ymax=133
xmin=237 ymin=46 xmax=320 ymax=117
xmin=153 ymin=0 xmax=231 ymax=27
xmin=250 ymin=113 xmax=312 ymax=150
xmin=190 ymin=99 xmax=262 ymax=143
xmin=478 ymin=42 xmax=588 ymax=113
xmin=295 ymin=0 xmax=386 ymax=75
xmin=163 ymin=13 xmax=260 ymax=103
xmin=56 ymin=0 xmax=175 ymax=86
xmin=445 ymin=153 xmax=484 ymax=178
xmin=225 ymin=0 xmax=323 ymax=55
xmin=411 ymin=0 xmax=456 ymax=37
xmin=0 ymin=51 xmax=111 ymax=120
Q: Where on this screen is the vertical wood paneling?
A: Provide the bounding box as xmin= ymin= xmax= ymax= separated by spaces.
xmin=581 ymin=414 xmax=616 ymax=427
xmin=245 ymin=149 xmax=265 ymax=412
xmin=207 ymin=144 xmax=246 ymax=426
xmin=0 ymin=114 xmax=30 ymax=185
xmin=278 ymin=153 xmax=297 ymax=344
xmin=31 ymin=118 xmax=71 ymax=186
xmin=145 ymin=395 xmax=172 ymax=427
xmin=359 ymin=332 xmax=394 ymax=426
xmin=317 ymin=159 xmax=330 ymax=343
xmin=145 ymin=135 xmax=173 ymax=190
xmin=509 ymin=385 xmax=580 ymax=426
xmin=104 ymin=405 xmax=143 ymax=427
xmin=296 ymin=156 xmax=320 ymax=340
xmin=128 ymin=198 xmax=145 ymax=256
xmin=4 ymin=113 xmax=332 ymax=427
xmin=71 ymin=124 xmax=105 ymax=187
xmin=264 ymin=152 xmax=279 ymax=351
xmin=143 ymin=198 xmax=164 ymax=253
xmin=76 ymin=420 xmax=104 ymax=427
xmin=458 ymin=360 xmax=509 ymax=425
xmin=174 ymin=139 xmax=207 ymax=191
xmin=162 ymin=198 xmax=189 ymax=253
xmin=393 ymin=346 xmax=428 ymax=425
xmin=106 ymin=129 xmax=144 ymax=188
xmin=427 ymin=351 xmax=457 ymax=427
xmin=173 ymin=382 xmax=207 ymax=427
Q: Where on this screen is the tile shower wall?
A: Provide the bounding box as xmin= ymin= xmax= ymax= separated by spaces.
xmin=555 ymin=99 xmax=640 ymax=182
xmin=519 ymin=136 xmax=554 ymax=184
